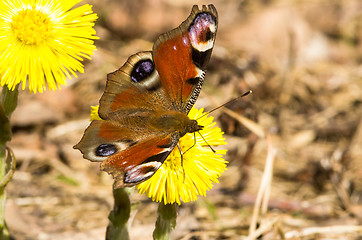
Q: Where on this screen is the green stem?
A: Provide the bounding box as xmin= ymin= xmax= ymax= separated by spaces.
xmin=106 ymin=186 xmax=131 ymax=240
xmin=1 ymin=86 xmax=18 ymax=118
xmin=153 ymin=203 xmax=177 ymax=240
xmin=0 ymin=86 xmax=18 ymax=240
xmin=0 ymin=146 xmax=8 ymax=240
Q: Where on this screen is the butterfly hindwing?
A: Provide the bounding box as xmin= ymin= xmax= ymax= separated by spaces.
xmin=74 ymin=120 xmax=179 ymax=187
xmin=101 ymin=132 xmax=179 ymax=188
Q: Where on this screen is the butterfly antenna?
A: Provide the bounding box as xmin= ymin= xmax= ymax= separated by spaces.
xmin=196 ymin=90 xmax=252 ymax=121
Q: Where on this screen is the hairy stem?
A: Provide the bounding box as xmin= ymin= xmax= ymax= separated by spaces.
xmin=153 ymin=203 xmax=177 ymax=240
xmin=106 ymin=186 xmax=131 ymax=240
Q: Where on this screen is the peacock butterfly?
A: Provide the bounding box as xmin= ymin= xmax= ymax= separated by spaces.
xmin=74 ymin=5 xmax=218 ymax=188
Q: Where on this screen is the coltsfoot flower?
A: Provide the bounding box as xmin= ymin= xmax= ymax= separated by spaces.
xmin=0 ymin=0 xmax=98 ymax=93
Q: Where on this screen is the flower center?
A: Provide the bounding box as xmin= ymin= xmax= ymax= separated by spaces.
xmin=12 ymin=8 xmax=52 ymax=45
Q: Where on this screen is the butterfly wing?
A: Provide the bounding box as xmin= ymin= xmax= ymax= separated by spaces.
xmin=153 ymin=4 xmax=218 ymax=113
xmin=101 ymin=132 xmax=179 ymax=188
xmin=74 ymin=120 xmax=179 ymax=187
xmin=75 ymin=5 xmax=218 ymax=187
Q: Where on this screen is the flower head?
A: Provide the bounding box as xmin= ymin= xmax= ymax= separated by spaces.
xmin=0 ymin=0 xmax=98 ymax=93
xmin=137 ymin=107 xmax=227 ymax=205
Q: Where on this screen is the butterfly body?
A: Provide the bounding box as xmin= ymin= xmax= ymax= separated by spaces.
xmin=74 ymin=5 xmax=218 ymax=188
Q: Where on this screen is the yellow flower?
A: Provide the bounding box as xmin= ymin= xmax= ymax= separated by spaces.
xmin=90 ymin=105 xmax=102 ymax=120
xmin=137 ymin=107 xmax=227 ymax=205
xmin=89 ymin=106 xmax=227 ymax=204
xmin=0 ymin=0 xmax=98 ymax=93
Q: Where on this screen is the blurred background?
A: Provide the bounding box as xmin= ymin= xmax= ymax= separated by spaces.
xmin=5 ymin=0 xmax=362 ymax=239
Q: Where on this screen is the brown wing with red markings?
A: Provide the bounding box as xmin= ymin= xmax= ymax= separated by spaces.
xmin=153 ymin=4 xmax=217 ymax=113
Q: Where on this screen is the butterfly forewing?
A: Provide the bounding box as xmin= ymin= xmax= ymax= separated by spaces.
xmin=153 ymin=4 xmax=217 ymax=113
xmin=98 ymin=52 xmax=173 ymax=121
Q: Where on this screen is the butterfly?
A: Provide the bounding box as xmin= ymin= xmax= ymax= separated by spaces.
xmin=74 ymin=5 xmax=218 ymax=188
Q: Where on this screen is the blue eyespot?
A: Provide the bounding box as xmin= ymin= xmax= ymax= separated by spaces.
xmin=95 ymin=144 xmax=117 ymax=157
xmin=131 ymin=59 xmax=154 ymax=83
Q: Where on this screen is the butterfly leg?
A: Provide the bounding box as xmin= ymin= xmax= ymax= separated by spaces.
xmin=176 ymin=144 xmax=186 ymax=183
xmin=179 ymin=132 xmax=197 ymax=183
xmin=183 ymin=132 xmax=198 ymax=155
